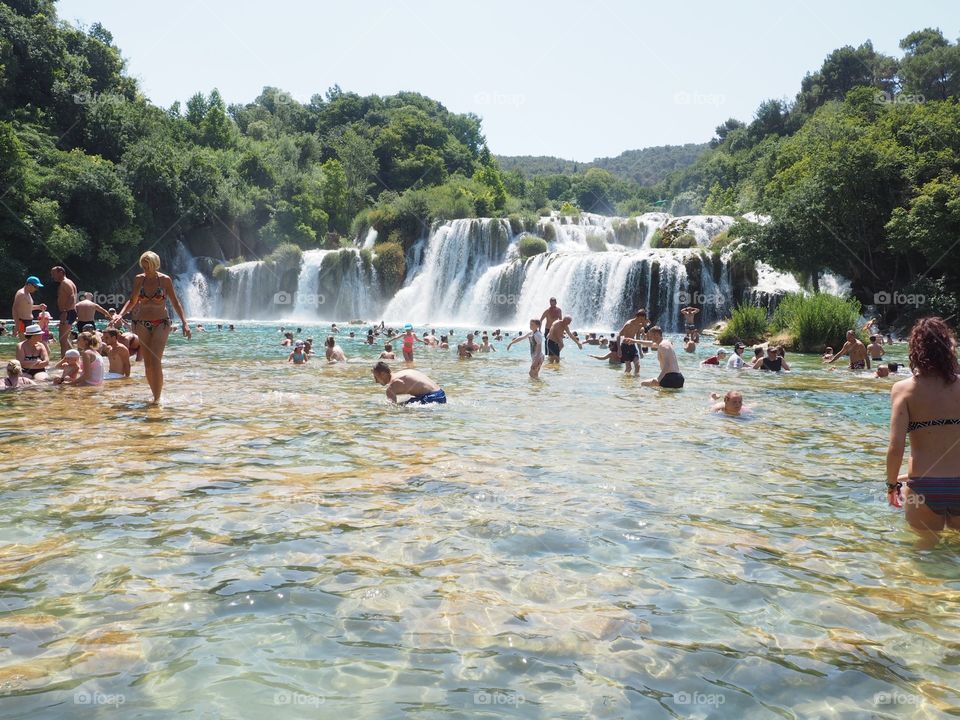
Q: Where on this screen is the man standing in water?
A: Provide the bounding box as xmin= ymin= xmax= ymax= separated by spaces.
xmin=546 ymin=316 xmax=583 ymax=363
xmin=51 ymin=266 xmax=77 ymax=356
xmin=75 ymin=292 xmax=112 ymax=332
xmin=680 ymin=306 xmax=700 ymax=337
xmin=629 ymin=326 xmax=684 ymax=388
xmin=829 ymin=330 xmax=871 ymax=370
xmin=12 ymin=276 xmax=47 ymax=338
xmin=617 ymin=309 xmax=649 ymax=376
xmin=540 ymin=297 xmax=563 ymax=337
xmin=372 ymin=362 xmax=446 ymax=405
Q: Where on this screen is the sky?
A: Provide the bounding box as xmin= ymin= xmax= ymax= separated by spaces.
xmin=56 ymin=0 xmax=960 ymax=162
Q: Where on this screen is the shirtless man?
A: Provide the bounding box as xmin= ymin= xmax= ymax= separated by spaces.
xmin=463 ymin=333 xmax=481 ymax=353
xmin=867 ymin=335 xmax=885 ymax=361
xmin=546 ymin=316 xmax=583 ymax=363
xmin=75 ymin=292 xmax=111 ymax=332
xmin=101 ymin=328 xmax=131 ymax=378
xmin=711 ymin=390 xmax=747 ymax=416
xmin=680 ymin=306 xmax=700 ymax=335
xmin=629 ymin=326 xmax=684 ymax=388
xmin=371 ymin=362 xmax=446 ymax=405
xmin=51 ymin=266 xmax=78 ymax=355
xmin=12 ymin=276 xmax=47 ymax=338
xmin=828 ymin=330 xmax=871 ymax=370
xmin=617 ymin=309 xmax=649 ymax=376
xmin=539 ymin=297 xmax=563 ymax=338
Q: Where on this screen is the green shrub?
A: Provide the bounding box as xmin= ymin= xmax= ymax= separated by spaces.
xmin=790 ymin=293 xmax=862 ymax=352
xmin=585 ymin=232 xmax=608 ymax=252
xmin=718 ymin=304 xmax=769 ymax=345
xmin=264 ymin=242 xmax=303 ymax=269
xmin=518 ymin=234 xmax=548 ymax=259
xmin=768 ymin=292 xmax=862 ymax=351
xmin=373 ymin=242 xmax=406 ymax=295
xmin=559 ymin=201 xmax=580 ymax=217
xmin=770 ymin=293 xmax=804 ymax=332
xmin=541 ymin=222 xmax=557 ymax=243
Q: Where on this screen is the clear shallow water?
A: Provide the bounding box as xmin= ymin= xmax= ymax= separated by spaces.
xmin=1 ymin=325 xmax=958 ymax=719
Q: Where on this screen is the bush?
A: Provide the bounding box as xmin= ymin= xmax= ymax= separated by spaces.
xmin=559 ymin=201 xmax=580 ymax=217
xmin=373 ymin=242 xmax=406 ymax=295
xmin=264 ymin=242 xmax=303 ymax=270
xmin=541 ymin=222 xmax=557 ymax=243
xmin=791 ymin=293 xmax=862 ymax=352
xmin=585 ymin=232 xmax=608 ymax=252
xmin=769 ymin=292 xmax=861 ymax=351
xmin=518 ymin=234 xmax=548 ymax=259
xmin=718 ymin=304 xmax=768 ymax=345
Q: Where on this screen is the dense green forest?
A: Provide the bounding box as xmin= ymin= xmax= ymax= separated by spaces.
xmin=497 ymin=143 xmax=708 ymax=186
xmin=665 ymin=30 xmax=960 ymax=319
xmin=2 ymin=0 xmax=959 ymax=322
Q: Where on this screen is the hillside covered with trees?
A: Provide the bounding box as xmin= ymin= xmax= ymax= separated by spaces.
xmin=665 ymin=30 xmax=960 ymax=318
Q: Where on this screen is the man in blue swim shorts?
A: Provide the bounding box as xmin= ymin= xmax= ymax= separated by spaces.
xmin=372 ymin=361 xmax=446 ymax=405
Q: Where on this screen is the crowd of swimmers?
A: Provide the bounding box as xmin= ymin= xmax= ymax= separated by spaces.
xmin=7 ymin=265 xmax=960 ymax=544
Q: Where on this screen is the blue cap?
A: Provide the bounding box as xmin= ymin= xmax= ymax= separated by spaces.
xmin=404 ymin=323 xmax=413 ymax=331
xmin=26 ymin=275 xmax=43 ymax=288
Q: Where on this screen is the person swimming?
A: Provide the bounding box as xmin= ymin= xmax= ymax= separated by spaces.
xmin=371 ymin=362 xmax=446 ymax=405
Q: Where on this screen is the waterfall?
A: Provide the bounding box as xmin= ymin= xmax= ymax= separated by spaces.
xmin=292 ymin=249 xmax=331 ymax=318
xmin=207 ymin=212 xmax=835 ymax=329
xmin=385 ymin=218 xmax=512 ymax=323
xmin=172 ymin=241 xmax=216 ymax=318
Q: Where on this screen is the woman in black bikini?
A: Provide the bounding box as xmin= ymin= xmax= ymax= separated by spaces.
xmin=113 ymin=251 xmax=191 ymax=402
xmin=886 ymin=317 xmax=960 ymax=544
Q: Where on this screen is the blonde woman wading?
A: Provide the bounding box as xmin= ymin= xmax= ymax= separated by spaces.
xmin=113 ymin=251 xmax=191 ymax=402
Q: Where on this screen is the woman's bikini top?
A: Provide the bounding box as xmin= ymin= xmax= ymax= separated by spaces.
xmin=139 ymin=280 xmax=167 ymax=304
xmin=908 ymin=418 xmax=960 ymax=433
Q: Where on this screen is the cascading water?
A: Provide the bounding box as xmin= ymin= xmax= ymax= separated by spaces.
xmin=209 ymin=212 xmax=843 ymax=330
xmin=172 ymin=241 xmax=217 ymax=318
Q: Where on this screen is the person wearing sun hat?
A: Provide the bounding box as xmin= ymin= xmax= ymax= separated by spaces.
xmin=16 ymin=324 xmax=50 ymax=381
xmin=12 ymin=276 xmax=47 ymax=338
xmin=386 ymin=323 xmax=424 ymax=363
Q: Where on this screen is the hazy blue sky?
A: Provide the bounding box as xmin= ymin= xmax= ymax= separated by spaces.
xmin=57 ymin=0 xmax=959 ymax=161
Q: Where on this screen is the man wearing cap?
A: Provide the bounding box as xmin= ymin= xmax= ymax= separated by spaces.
xmin=75 ymin=292 xmax=111 ymax=334
xmin=12 ymin=277 xmax=47 ymax=338
xmin=51 ymin=266 xmax=78 ymax=355
xmin=726 ymin=343 xmax=747 ymax=369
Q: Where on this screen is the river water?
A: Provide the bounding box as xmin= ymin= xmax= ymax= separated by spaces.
xmin=0 ymin=325 xmax=957 ymax=719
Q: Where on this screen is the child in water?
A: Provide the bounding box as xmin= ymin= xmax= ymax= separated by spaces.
xmin=379 ymin=343 xmax=396 ymax=360
xmin=387 ymin=324 xmax=424 ymax=362
xmin=53 ymin=349 xmax=82 ymax=385
xmin=507 ymin=319 xmax=545 ymax=379
xmin=288 ymin=341 xmax=308 ymax=365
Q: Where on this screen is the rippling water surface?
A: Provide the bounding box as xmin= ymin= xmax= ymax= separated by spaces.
xmin=1 ymin=324 xmax=958 ymax=719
